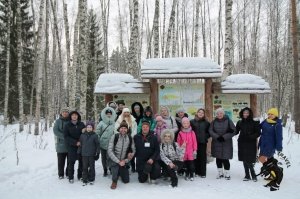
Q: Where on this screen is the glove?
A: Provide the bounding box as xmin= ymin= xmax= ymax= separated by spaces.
xmin=95 ymin=153 xmax=99 ymax=161
xmin=193 ymin=151 xmax=197 ymax=159
xmin=217 ymin=136 xmax=225 ymax=142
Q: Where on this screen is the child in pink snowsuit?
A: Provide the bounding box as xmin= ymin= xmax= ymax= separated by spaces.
xmin=177 ymin=117 xmax=197 ymax=181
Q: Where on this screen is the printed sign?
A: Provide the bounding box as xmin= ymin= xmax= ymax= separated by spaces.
xmin=212 ymin=94 xmax=250 ymax=123
xmin=159 ymin=84 xmax=205 ymax=118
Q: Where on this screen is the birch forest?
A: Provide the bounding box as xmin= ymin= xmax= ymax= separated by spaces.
xmin=0 ymin=0 xmax=300 ymax=134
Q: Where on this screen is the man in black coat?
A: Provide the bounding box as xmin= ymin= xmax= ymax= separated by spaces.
xmin=64 ymin=111 xmax=85 ymax=183
xmin=134 ymin=120 xmax=160 ymax=183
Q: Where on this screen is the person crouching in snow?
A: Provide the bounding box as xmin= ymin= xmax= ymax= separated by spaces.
xmin=258 ymin=108 xmax=283 ymax=191
xmin=78 ymin=121 xmax=100 ymax=186
xmin=160 ymin=129 xmax=185 ymax=187
xmin=107 ymin=121 xmax=135 ymax=189
xmin=177 ymin=117 xmax=197 ymax=181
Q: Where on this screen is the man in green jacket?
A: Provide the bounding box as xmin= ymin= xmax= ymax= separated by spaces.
xmin=53 ymin=107 xmax=70 ymax=179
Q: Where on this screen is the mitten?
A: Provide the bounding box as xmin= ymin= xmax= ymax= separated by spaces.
xmin=95 ymin=153 xmax=100 ymax=161
xmin=217 ymin=136 xmax=225 ymax=142
xmin=193 ymin=151 xmax=197 ymax=159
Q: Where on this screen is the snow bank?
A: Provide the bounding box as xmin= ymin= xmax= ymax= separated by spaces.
xmin=94 ymin=73 xmax=149 ymax=94
xmin=0 ymin=123 xmax=299 ymax=199
xmin=221 ymin=74 xmax=271 ymax=93
xmin=141 ymin=57 xmax=222 ymax=78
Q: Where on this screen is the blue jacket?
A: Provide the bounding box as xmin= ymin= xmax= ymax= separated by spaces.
xmin=259 ymin=119 xmax=283 ymax=157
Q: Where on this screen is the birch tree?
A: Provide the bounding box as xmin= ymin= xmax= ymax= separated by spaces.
xmin=100 ymin=0 xmax=110 ymax=72
xmin=165 ymin=0 xmax=177 ymax=58
xmin=16 ymin=0 xmax=24 ymax=131
xmin=223 ymin=0 xmax=233 ymax=78
xmin=3 ymin=0 xmax=11 ymax=126
xmin=34 ymin=0 xmax=45 ymax=135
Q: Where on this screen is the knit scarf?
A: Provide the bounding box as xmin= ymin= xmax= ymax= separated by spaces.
xmin=266 ymin=118 xmax=277 ymax=124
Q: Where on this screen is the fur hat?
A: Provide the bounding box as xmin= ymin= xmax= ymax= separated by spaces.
xmin=118 ymin=120 xmax=128 ymax=129
xmin=268 ymin=108 xmax=279 ymax=117
xmin=122 ymin=108 xmax=130 ymax=113
xmin=86 ymin=121 xmax=95 ymax=129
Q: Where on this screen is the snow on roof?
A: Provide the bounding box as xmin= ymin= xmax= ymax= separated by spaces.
xmin=94 ymin=73 xmax=150 ymax=94
xmin=221 ymin=74 xmax=271 ymax=94
xmin=141 ymin=57 xmax=222 ymax=79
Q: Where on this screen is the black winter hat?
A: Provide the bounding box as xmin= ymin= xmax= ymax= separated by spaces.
xmin=143 ymin=163 xmax=153 ymax=174
xmin=105 ymin=109 xmax=113 ymax=114
xmin=116 ymin=100 xmax=125 ymax=105
xmin=118 ymin=120 xmax=128 ymax=129
xmin=141 ymin=119 xmax=150 ymax=127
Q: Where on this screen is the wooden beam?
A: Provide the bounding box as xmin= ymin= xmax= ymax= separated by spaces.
xmin=205 ymin=78 xmax=213 ymax=122
xmin=104 ymin=94 xmax=113 ymax=105
xmin=150 ymin=79 xmax=158 ymax=114
xmin=250 ymin=94 xmax=258 ymax=117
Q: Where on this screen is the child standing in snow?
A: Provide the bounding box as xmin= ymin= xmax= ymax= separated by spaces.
xmin=177 ymin=117 xmax=197 ymax=181
xmin=78 ymin=121 xmax=100 ymax=186
xmin=153 ymin=115 xmax=168 ymax=143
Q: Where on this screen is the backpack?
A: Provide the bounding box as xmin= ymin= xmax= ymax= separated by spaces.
xmin=113 ymin=133 xmax=133 ymax=155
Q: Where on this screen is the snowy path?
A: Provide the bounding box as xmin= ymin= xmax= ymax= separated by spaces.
xmin=0 ymin=125 xmax=299 ymax=199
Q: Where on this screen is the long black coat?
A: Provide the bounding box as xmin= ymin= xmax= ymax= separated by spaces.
xmin=134 ymin=132 xmax=159 ymax=172
xmin=190 ymin=118 xmax=210 ymax=144
xmin=236 ymin=119 xmax=260 ymax=163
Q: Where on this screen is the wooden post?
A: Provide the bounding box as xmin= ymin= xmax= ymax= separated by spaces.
xmin=205 ymin=78 xmax=213 ymax=122
xmin=104 ymin=94 xmax=113 ymax=105
xmin=250 ymin=94 xmax=258 ymax=118
xmin=150 ymin=79 xmax=159 ymax=114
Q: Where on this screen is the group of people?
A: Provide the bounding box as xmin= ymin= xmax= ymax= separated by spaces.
xmin=53 ymin=100 xmax=283 ymax=191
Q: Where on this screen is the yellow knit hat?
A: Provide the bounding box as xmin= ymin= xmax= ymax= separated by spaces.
xmin=268 ymin=108 xmax=279 ymax=117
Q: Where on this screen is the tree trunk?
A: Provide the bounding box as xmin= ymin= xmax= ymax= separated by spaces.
xmin=218 ymin=0 xmax=222 ymax=64
xmin=34 ymin=0 xmax=45 ymax=135
xmin=79 ymin=0 xmax=88 ymax=121
xmin=223 ymin=0 xmax=233 ymax=78
xmin=165 ymin=0 xmax=177 ymax=58
xmin=100 ymin=0 xmax=110 ymax=72
xmin=3 ymin=0 xmax=11 ymax=126
xmin=291 ymin=0 xmax=300 ymax=133
xmin=153 ymin=0 xmax=160 ymax=58
xmin=16 ymin=0 xmax=24 ymax=131
xmin=193 ymin=0 xmax=200 ymax=57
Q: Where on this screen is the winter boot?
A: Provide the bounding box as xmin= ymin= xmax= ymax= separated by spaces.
xmin=216 ymin=168 xmax=224 ymax=179
xmin=250 ymin=167 xmax=257 ymax=182
xmin=224 ymin=170 xmax=231 ymax=180
xmin=103 ymin=168 xmax=108 ymax=177
xmin=110 ymin=182 xmax=117 ymax=189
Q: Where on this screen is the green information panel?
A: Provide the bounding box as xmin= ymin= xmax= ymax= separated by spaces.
xmin=159 ymin=84 xmax=205 ymax=118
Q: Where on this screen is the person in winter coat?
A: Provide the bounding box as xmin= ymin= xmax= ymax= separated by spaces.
xmin=115 ymin=108 xmax=138 ymax=172
xmin=236 ymin=107 xmax=261 ymax=182
xmin=134 ymin=120 xmax=160 ymax=184
xmin=64 ymin=111 xmax=86 ymax=183
xmin=78 ymin=121 xmax=100 ymax=186
xmin=177 ymin=117 xmax=197 ymax=181
xmin=153 ymin=115 xmax=168 ymax=143
xmin=96 ymin=107 xmax=117 ymax=176
xmin=115 ymin=100 xmax=126 ymax=120
xmin=160 ymin=106 xmax=178 ymax=133
xmin=175 ymin=108 xmax=189 ymax=140
xmin=258 ymin=108 xmax=283 ymax=191
xmin=53 ymin=107 xmax=70 ymax=179
xmin=137 ymin=106 xmax=156 ymax=133
xmin=107 ymin=121 xmax=135 ymax=189
xmin=160 ymin=129 xmax=185 ymax=187
xmin=115 ymin=108 xmax=137 ymax=137
xmin=190 ymin=108 xmax=210 ymax=178
xmin=209 ymin=108 xmax=236 ymax=180
xmin=131 ymin=102 xmax=144 ymax=125
xmin=98 ymin=101 xmax=117 ymax=122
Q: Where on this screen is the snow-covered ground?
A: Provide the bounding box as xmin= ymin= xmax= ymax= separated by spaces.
xmin=0 ymin=122 xmax=299 ymax=199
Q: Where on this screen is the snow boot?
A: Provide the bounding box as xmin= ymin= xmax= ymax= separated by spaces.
xmin=110 ymin=182 xmax=117 ymax=190
xmin=216 ymin=168 xmax=224 ymax=179
xmin=224 ymin=170 xmax=231 ymax=180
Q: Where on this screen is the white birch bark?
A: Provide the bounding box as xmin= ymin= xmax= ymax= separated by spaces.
xmin=223 ymin=0 xmax=233 ymax=79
